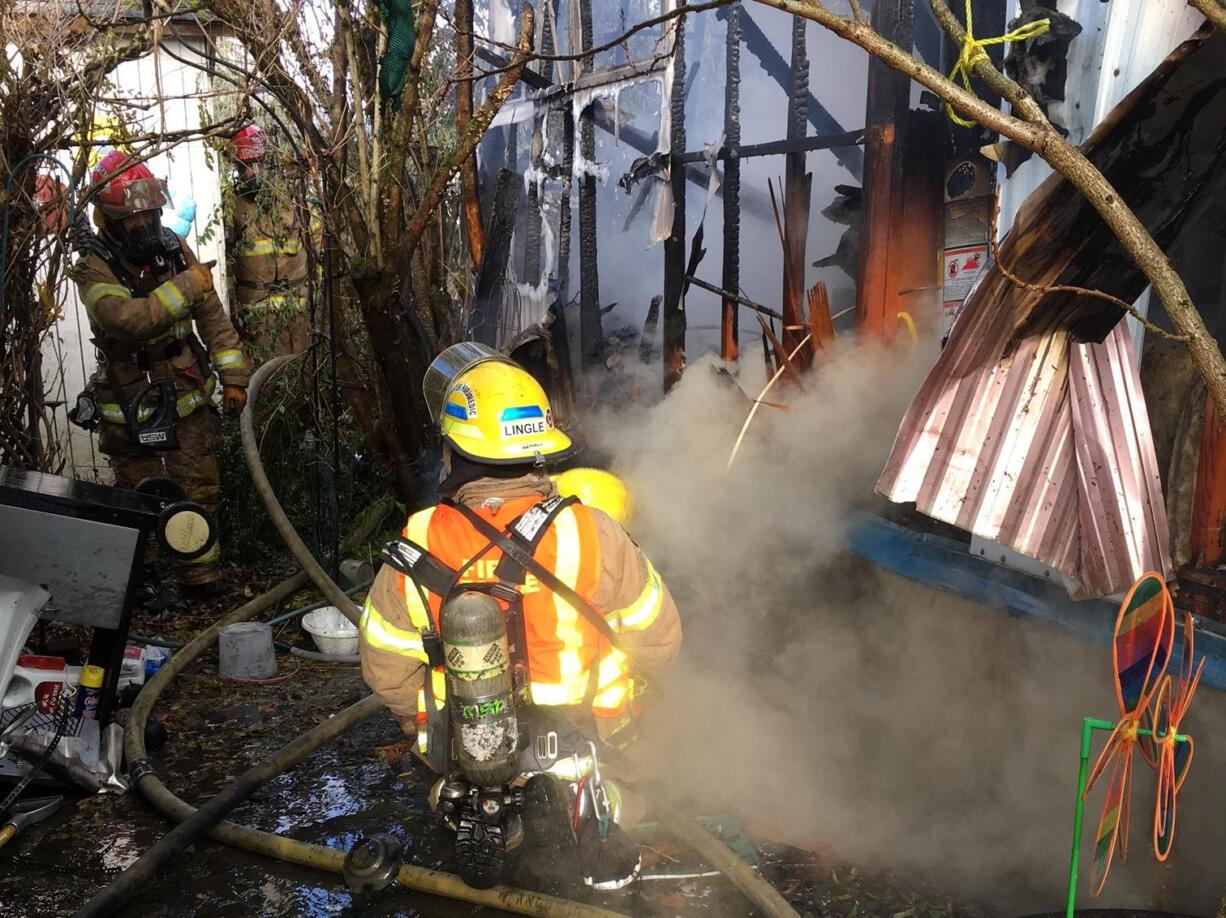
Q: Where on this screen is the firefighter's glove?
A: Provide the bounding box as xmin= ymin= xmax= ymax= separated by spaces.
xmin=176 ymin=262 xmax=216 ymax=303
xmin=223 ymin=384 xmax=248 ymax=417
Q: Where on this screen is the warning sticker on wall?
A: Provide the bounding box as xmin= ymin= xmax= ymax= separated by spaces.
xmin=942 ymin=244 xmax=988 ymax=310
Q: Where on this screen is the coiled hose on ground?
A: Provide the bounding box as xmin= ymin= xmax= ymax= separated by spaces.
xmin=72 ymin=568 xmax=626 ymax=918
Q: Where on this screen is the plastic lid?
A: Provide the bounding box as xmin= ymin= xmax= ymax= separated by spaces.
xmin=17 ymin=655 xmax=67 ymax=671
xmin=80 ymin=664 xmax=106 ymax=688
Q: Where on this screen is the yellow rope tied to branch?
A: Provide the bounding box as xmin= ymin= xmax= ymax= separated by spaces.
xmin=946 ymin=0 xmax=1050 ymax=128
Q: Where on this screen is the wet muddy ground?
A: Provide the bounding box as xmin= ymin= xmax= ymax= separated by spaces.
xmin=0 ymin=583 xmax=982 ymax=918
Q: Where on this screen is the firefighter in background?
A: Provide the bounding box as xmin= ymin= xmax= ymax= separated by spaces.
xmin=72 ymin=151 xmax=249 ymax=597
xmin=359 ymin=343 xmax=681 ymax=891
xmin=226 ymin=124 xmax=312 ymax=357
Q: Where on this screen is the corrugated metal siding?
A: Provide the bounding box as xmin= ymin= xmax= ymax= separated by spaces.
xmin=878 ymin=0 xmax=1202 ymax=598
xmin=878 ymin=299 xmax=1172 ymax=598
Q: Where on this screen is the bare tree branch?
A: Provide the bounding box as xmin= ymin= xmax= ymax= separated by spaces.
xmin=400 ymin=5 xmax=536 ymax=267
xmin=1188 ymin=0 xmax=1226 ymax=31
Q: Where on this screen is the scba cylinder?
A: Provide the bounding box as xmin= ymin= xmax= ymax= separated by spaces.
xmin=440 ymin=591 xmax=519 ymax=786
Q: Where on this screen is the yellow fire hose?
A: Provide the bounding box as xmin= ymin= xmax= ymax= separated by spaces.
xmin=106 ymin=569 xmax=626 ymax=918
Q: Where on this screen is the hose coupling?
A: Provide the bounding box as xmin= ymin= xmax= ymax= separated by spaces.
xmin=128 ymin=757 xmax=157 ymax=783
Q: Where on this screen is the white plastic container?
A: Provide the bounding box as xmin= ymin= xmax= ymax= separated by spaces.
xmin=0 ymin=577 xmax=50 ymax=706
xmin=218 ymin=622 xmax=277 ymax=680
xmin=301 ymin=607 xmax=359 ymax=656
xmin=2 ymin=656 xmax=75 ymax=713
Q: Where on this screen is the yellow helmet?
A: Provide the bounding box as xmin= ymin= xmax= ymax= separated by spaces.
xmin=423 ymin=342 xmax=573 ymax=465
xmin=553 ymin=468 xmax=633 ymax=525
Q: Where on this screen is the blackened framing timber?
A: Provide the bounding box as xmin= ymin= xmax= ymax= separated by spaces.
xmin=781 ymin=13 xmax=812 ymax=361
xmin=523 ymin=3 xmax=557 ymax=286
xmin=663 ymin=9 xmax=687 ymax=391
xmin=476 ymin=44 xmax=771 ymax=217
xmin=673 ymin=129 xmax=865 ymax=164
xmin=686 ymin=275 xmax=783 ymax=320
xmin=721 ymin=0 xmax=742 ymax=362
xmin=556 ymin=106 xmax=575 ymax=333
xmin=468 ymin=169 xmax=522 ymax=347
xmin=577 ymin=0 xmax=603 ymax=367
xmin=721 ymin=6 xmax=864 ymax=180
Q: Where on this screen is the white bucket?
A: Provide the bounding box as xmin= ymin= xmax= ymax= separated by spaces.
xmin=301 ymin=607 xmax=359 ymax=656
xmin=218 ymin=622 xmax=277 ymax=681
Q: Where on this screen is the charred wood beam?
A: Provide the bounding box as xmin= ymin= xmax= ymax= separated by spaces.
xmin=523 ymin=4 xmax=557 ymax=287
xmin=663 ymin=10 xmax=687 ymax=391
xmin=556 ymin=107 xmax=575 ymax=335
xmin=640 ymin=293 xmax=662 ymax=362
xmin=721 ymin=6 xmax=864 ymax=180
xmin=476 ymin=44 xmax=771 ymax=218
xmin=673 ymin=129 xmax=865 ymax=163
xmin=721 ymin=0 xmax=742 ymax=362
xmin=686 ymin=275 xmax=784 ymax=320
xmin=467 ymin=169 xmax=522 ymax=347
xmin=594 ymin=101 xmax=770 ymax=219
xmin=782 ymin=13 xmax=812 ymax=361
xmin=577 ymin=0 xmax=603 ymax=368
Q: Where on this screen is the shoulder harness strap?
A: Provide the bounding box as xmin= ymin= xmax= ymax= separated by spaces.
xmin=493 ymin=494 xmax=577 ymax=584
xmin=451 ymin=500 xmax=621 ymax=649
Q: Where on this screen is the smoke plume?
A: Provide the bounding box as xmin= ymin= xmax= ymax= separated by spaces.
xmin=586 ymin=339 xmax=1225 ymax=915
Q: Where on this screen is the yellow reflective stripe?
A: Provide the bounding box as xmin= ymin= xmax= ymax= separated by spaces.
xmin=174 ymin=375 xmax=216 ymax=418
xmin=152 ymin=279 xmax=190 ymax=320
xmin=184 ymin=543 xmax=220 ymax=566
xmin=83 ymin=283 xmax=132 ymax=312
xmin=211 ymin=348 xmax=245 ymax=370
xmin=528 ymin=681 xmax=582 ymax=706
xmin=592 ymin=646 xmax=630 ymax=712
xmin=147 ymin=319 xmax=193 ymax=346
xmin=399 ymin=508 xmax=436 ymax=631
xmin=238 ymin=238 xmax=302 ymax=257
xmin=98 ymin=402 xmax=127 ymax=423
xmin=531 ymin=507 xmax=586 ymax=707
xmin=416 ymin=686 xmax=429 ymax=754
xmin=608 ymin=558 xmax=665 ymax=632
xmin=545 ymin=752 xmax=597 ymax=782
xmin=360 ymin=595 xmax=428 ymax=661
xmin=97 ymin=376 xmax=217 ymax=425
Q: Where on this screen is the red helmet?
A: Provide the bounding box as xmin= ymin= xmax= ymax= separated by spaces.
xmin=90 ymin=150 xmax=166 ymax=219
xmin=33 ymin=174 xmax=69 ymax=232
xmin=233 ymin=124 xmax=267 ymax=163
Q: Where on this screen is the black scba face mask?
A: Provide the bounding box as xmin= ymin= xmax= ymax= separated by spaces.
xmin=120 ymin=217 xmax=167 ymax=264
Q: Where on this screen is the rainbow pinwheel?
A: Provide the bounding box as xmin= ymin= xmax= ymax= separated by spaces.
xmin=1082 ymin=572 xmax=1175 ymax=896
xmin=1145 ymin=612 xmax=1204 ymax=862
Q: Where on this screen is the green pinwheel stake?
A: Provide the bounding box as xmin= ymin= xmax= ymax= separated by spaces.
xmin=1066 ymin=573 xmax=1199 ymax=916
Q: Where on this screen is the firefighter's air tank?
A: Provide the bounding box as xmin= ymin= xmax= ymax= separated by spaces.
xmin=439 ymin=591 xmax=519 ymax=786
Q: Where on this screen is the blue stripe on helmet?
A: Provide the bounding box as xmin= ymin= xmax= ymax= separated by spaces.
xmin=500 ymin=405 xmax=545 ymax=421
xmin=444 ymin=402 xmax=469 ymax=420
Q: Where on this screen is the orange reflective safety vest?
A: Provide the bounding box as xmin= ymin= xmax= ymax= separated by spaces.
xmin=384 ymin=495 xmax=633 ymax=720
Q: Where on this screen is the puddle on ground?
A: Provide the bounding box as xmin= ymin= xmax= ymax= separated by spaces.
xmin=1 ymin=653 xmax=983 ymax=917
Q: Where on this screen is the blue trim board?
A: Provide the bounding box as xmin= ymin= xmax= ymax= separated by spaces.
xmin=845 ymin=513 xmax=1226 ymax=693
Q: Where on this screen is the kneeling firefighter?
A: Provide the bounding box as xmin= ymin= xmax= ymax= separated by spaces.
xmin=70 ymin=151 xmax=249 ymax=597
xmin=359 ymin=343 xmax=681 ymax=891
